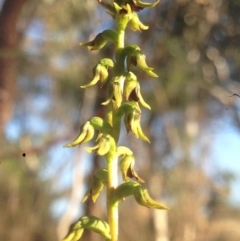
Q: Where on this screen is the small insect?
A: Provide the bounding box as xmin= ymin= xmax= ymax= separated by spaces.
xmin=229 ymin=93 xmax=240 ymax=98
xmin=22 ymin=153 xmax=26 ymax=157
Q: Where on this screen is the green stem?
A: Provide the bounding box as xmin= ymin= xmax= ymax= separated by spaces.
xmin=117 ymin=30 xmax=125 ymax=49
xmin=106 ymin=15 xmax=126 ymax=241
xmin=107 ymin=154 xmax=119 ymax=241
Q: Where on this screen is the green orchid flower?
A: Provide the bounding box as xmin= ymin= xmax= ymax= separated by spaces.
xmin=124 ymin=108 xmax=150 ymax=142
xmin=124 ymin=72 xmax=151 ymax=109
xmin=81 ymin=58 xmax=114 ymax=88
xmin=127 ymin=49 xmax=158 ymax=77
xmin=128 ymin=12 xmax=148 ymax=31
xmin=119 ymin=154 xmax=145 ymax=183
xmin=85 ymin=134 xmax=116 ymax=156
xmin=102 ymin=75 xmax=125 ymax=108
xmin=113 ymin=3 xmax=133 ymax=31
xmin=64 ymin=121 xmax=95 ymax=147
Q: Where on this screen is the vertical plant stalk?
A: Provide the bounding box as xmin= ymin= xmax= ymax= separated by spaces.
xmin=106 ymin=14 xmax=127 ymax=240
xmin=62 ymin=1 xmax=170 ymax=241
xmin=117 ymin=30 xmax=124 ymax=49
xmin=106 ymin=14 xmax=128 ymax=241
xmin=107 ymin=153 xmax=118 ymax=241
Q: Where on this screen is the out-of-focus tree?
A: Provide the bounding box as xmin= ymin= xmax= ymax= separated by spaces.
xmin=0 ymin=0 xmax=29 ymax=136
xmin=127 ymin=0 xmax=240 ymax=240
xmin=0 ymin=148 xmax=57 ymax=241
xmin=0 ymin=0 xmax=99 ymax=240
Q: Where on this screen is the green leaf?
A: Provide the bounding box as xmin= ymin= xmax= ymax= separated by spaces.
xmin=80 ymin=30 xmax=118 ymax=50
xmin=80 ymin=216 xmax=111 ymax=240
xmin=112 ymin=181 xmax=140 ymax=204
xmin=134 ymin=185 xmax=170 ymax=210
xmin=61 ymin=221 xmax=83 ymax=241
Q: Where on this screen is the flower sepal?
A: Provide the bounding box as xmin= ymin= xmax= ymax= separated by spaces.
xmin=128 ymin=12 xmax=148 ymax=31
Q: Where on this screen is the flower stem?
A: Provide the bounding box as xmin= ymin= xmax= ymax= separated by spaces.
xmin=107 ymin=154 xmax=119 ymax=241
xmin=106 ymin=14 xmax=126 ymax=241
xmin=117 ymin=30 xmax=125 ymax=49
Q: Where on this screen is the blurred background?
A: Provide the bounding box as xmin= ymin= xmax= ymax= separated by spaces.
xmin=0 ymin=0 xmax=240 ymax=240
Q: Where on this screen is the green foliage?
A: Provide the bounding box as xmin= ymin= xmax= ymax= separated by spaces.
xmin=62 ymin=1 xmax=168 ymax=241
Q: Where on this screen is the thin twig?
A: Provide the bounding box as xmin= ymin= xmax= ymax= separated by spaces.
xmin=229 ymin=94 xmax=240 ymax=98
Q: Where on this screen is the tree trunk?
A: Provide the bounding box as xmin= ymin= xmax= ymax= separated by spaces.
xmin=0 ymin=0 xmax=28 ymax=136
